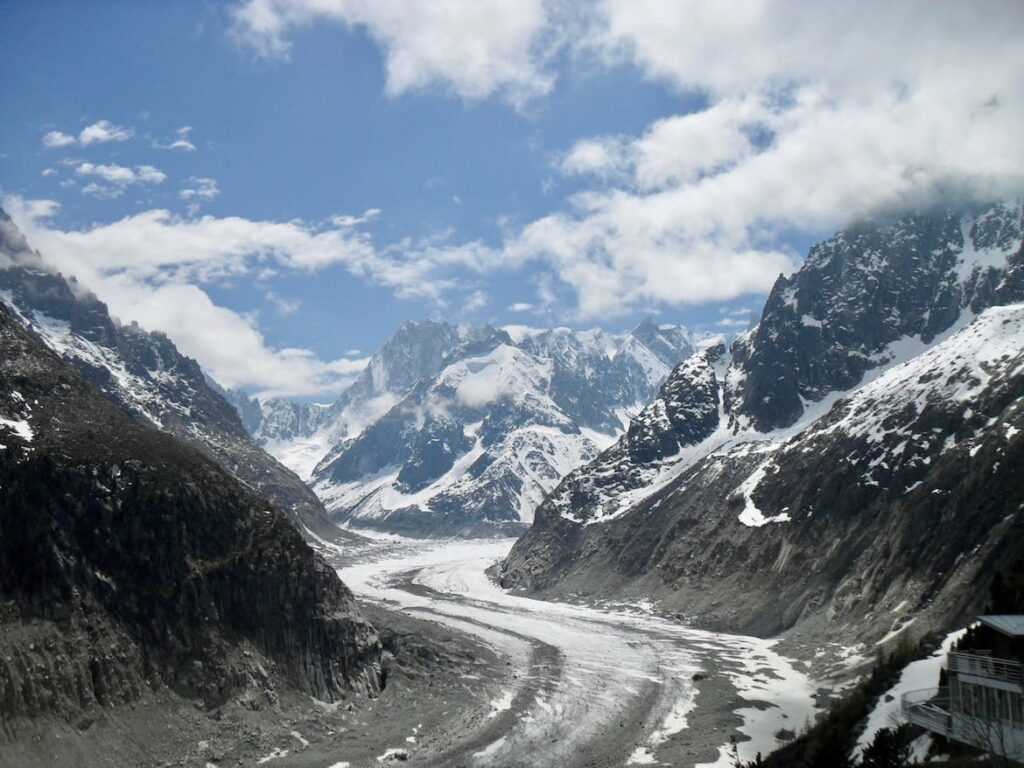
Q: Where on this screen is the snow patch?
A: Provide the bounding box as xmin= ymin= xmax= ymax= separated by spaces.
xmin=853 ymin=626 xmax=968 ymax=759
xmin=0 ymin=417 xmax=33 ymax=443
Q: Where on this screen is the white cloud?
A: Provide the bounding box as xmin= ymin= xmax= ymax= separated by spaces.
xmin=78 ymin=120 xmax=134 ymax=145
xmin=455 ymin=365 xmax=512 ymax=408
xmin=559 ymin=136 xmax=630 ymax=180
xmin=41 ymin=168 xmax=57 ymax=177
xmin=155 ymin=126 xmax=197 ymax=151
xmin=89 ymin=277 xmax=367 ymax=398
xmin=519 ymin=1 xmax=1024 ymax=317
xmin=43 ymin=120 xmax=136 ymax=149
xmin=230 ymin=0 xmax=561 ymax=106
xmin=226 ymin=1 xmax=1024 ymax=320
xmin=1 ymin=196 xmax=486 ymax=397
xmin=629 ymin=96 xmax=766 ymax=190
xmin=179 ymin=177 xmax=220 ymax=201
xmin=75 ymin=162 xmax=167 ymax=197
xmin=462 ymin=289 xmax=488 ymax=314
xmin=135 ymin=165 xmax=167 ymax=184
xmin=594 ymin=0 xmax=1022 ymax=100
xmin=77 ymin=162 xmax=138 ymax=184
xmin=508 ymin=302 xmax=533 ymax=313
xmin=42 ymin=131 xmax=75 ymax=149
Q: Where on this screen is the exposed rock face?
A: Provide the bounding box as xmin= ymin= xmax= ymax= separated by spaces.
xmin=503 ymin=201 xmax=1024 ymax=644
xmin=0 ymin=208 xmax=338 ymax=538
xmin=0 ymin=302 xmax=380 ymax=734
xmin=733 ymin=202 xmax=1024 ymax=431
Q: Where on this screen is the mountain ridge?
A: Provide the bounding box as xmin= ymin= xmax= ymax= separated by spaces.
xmin=501 ymin=199 xmax=1024 ymax=646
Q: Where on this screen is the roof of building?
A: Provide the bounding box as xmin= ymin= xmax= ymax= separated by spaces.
xmin=979 ymin=615 xmax=1024 ymax=637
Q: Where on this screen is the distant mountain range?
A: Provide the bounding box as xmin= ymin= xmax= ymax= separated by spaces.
xmin=502 ymin=200 xmax=1024 ymax=645
xmin=229 ymin=318 xmax=705 ymax=535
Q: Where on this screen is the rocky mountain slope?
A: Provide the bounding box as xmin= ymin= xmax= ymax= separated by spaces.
xmin=0 ymin=208 xmax=340 ymax=538
xmin=255 ymin=319 xmax=699 ymax=535
xmin=0 ymin=300 xmax=381 ymax=736
xmin=502 ymin=200 xmax=1024 ymax=645
xmin=227 ymin=319 xmax=477 ymax=481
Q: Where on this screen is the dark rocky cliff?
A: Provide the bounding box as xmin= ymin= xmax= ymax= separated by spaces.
xmin=0 ymin=303 xmax=380 ymax=735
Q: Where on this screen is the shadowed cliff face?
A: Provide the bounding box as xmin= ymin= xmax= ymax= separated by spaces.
xmin=0 ymin=303 xmax=381 ymax=732
xmin=503 ymin=201 xmax=1024 ymax=644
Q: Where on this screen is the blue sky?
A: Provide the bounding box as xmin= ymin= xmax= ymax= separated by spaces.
xmin=2 ymin=1 xmax=1021 ymax=397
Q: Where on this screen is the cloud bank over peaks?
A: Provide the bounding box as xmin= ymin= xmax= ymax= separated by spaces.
xmin=227 ymin=0 xmax=1024 ymax=320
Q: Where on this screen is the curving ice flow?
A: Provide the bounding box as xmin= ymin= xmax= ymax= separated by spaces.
xmin=333 ymin=537 xmax=818 ymax=767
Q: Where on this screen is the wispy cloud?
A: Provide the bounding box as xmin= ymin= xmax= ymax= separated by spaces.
xmin=154 ymin=125 xmax=197 ymax=151
xmin=179 ymin=177 xmax=220 ymax=201
xmin=265 ymin=290 xmax=301 ymax=315
xmin=462 ymin=289 xmax=488 ymax=314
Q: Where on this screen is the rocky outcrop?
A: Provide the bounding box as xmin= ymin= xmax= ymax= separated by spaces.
xmin=733 ymin=202 xmax=1024 ymax=431
xmin=0 ymin=302 xmax=381 ymax=735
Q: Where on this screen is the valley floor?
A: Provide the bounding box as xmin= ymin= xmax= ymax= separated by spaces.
xmin=317 ymin=534 xmax=827 ymax=768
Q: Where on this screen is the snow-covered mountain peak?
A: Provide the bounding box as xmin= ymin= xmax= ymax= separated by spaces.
xmin=228 ymin=314 xmax=697 ymax=534
xmin=226 ymin=312 xmax=701 ymax=534
xmin=523 ymin=199 xmax=1024 ymax=534
xmin=503 ymin=200 xmax=1024 ymax=647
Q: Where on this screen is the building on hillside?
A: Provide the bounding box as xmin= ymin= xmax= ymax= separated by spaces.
xmin=902 ymin=615 xmax=1024 ymax=760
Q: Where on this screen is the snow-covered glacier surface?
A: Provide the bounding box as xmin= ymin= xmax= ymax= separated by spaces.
xmin=321 ymin=535 xmax=819 ymax=767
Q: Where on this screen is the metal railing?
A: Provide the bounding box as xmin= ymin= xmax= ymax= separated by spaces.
xmin=950 ymin=652 xmax=1024 ymax=687
xmin=902 ymin=688 xmax=952 ymax=736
